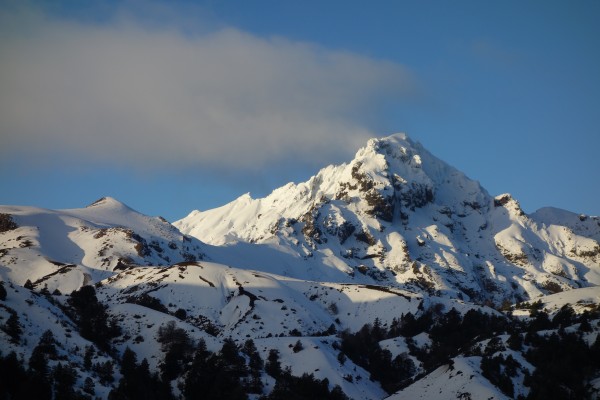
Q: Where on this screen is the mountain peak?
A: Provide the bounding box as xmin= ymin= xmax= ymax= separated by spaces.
xmin=357 ymin=133 xmax=419 ymax=163
xmin=493 ymin=193 xmax=525 ymax=216
xmin=339 ymin=133 xmax=491 ymax=221
xmin=350 ymin=133 xmax=443 ymax=186
xmin=368 ymin=132 xmax=412 ymax=146
xmin=176 ymin=133 xmax=489 ymax=247
xmin=87 ymin=196 xmax=130 ymax=210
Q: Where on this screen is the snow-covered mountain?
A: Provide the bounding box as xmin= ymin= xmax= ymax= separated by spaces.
xmin=0 ymin=196 xmax=205 ymax=293
xmin=176 ymin=134 xmax=600 ymax=305
xmin=1 ymin=133 xmax=599 ymax=400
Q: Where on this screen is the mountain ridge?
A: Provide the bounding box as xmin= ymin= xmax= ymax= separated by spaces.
xmin=175 ymin=133 xmax=600 ymax=305
xmin=1 ymin=133 xmax=599 ymax=400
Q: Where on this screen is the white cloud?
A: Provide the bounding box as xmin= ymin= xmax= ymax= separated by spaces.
xmin=0 ymin=4 xmax=416 ymax=171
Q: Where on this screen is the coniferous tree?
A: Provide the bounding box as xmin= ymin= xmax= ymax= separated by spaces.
xmin=578 ymin=312 xmax=593 ymax=332
xmin=109 ymin=348 xmax=138 ymax=399
xmin=292 ymin=340 xmax=304 ymax=353
xmin=507 ymin=331 xmax=523 ymax=351
xmin=219 ymin=338 xmax=247 ymax=378
xmin=551 ymin=304 xmax=575 ymax=328
xmin=371 ymin=318 xmax=385 ymax=342
xmin=2 ymin=312 xmax=22 ymax=344
xmin=242 ymin=339 xmax=263 ymax=394
xmin=94 ymin=360 xmax=114 ymax=385
xmin=120 ymin=347 xmax=138 ymax=378
xmin=183 ymin=340 xmax=212 ymax=399
xmin=83 ymin=345 xmax=94 ymax=370
xmin=398 ymin=312 xmax=418 ymax=336
xmin=0 ymin=351 xmax=29 ymax=398
xmin=266 ymin=349 xmax=282 ymax=378
xmin=263 ymin=371 xmax=349 ymax=400
xmin=29 ymin=330 xmax=57 ymax=375
xmin=52 ymin=363 xmax=79 ymax=400
xmin=480 ymin=355 xmax=514 ymax=398
xmin=157 ymin=320 xmax=193 ymax=381
xmin=528 ymin=310 xmax=552 ymax=332
xmin=69 ymin=285 xmax=120 ymax=351
xmin=183 ymin=339 xmax=247 ymax=400
xmin=330 ymin=385 xmax=350 ymax=400
xmin=110 ymin=350 xmax=174 ymax=400
xmin=591 ymin=334 xmax=600 ymax=368
xmin=27 ymin=342 xmax=52 ymax=400
xmin=83 ymin=377 xmax=95 ymax=396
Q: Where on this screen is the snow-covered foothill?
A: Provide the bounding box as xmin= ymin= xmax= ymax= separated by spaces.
xmin=0 ymin=197 xmax=206 ymax=293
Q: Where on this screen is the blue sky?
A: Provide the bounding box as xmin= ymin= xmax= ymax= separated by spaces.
xmin=1 ymin=0 xmax=599 ymax=221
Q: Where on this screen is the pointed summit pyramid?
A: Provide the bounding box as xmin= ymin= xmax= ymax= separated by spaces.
xmin=176 ymin=134 xmax=489 ymax=242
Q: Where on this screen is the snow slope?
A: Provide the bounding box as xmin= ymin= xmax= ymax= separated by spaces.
xmin=95 ymin=261 xmax=423 ymax=340
xmin=0 ymin=197 xmax=205 ymax=293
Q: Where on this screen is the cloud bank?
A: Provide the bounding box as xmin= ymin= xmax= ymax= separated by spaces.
xmin=0 ymin=5 xmax=416 ymax=171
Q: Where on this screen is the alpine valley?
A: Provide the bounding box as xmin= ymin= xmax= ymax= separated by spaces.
xmin=1 ymin=134 xmax=599 ymax=400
